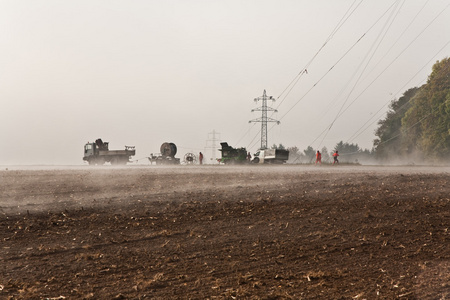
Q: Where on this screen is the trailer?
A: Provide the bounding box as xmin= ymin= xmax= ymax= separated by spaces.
xmin=148 ymin=142 xmax=181 ymax=165
xmin=83 ymin=139 xmax=135 ymax=165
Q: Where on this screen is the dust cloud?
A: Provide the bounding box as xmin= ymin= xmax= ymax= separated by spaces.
xmin=1 ymin=165 xmax=448 ymax=215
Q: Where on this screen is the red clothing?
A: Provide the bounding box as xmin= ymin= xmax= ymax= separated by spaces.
xmin=315 ymin=152 xmax=322 ymax=165
xmin=333 ymin=152 xmax=339 ymax=165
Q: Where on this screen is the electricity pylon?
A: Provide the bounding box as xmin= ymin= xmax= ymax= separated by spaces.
xmin=205 ymin=129 xmax=220 ymax=164
xmin=249 ymin=90 xmax=280 ymax=150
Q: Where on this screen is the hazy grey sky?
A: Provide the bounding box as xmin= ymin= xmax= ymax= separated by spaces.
xmin=1 ymin=0 xmax=449 ymax=165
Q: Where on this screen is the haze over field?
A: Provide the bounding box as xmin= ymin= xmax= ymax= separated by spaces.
xmin=1 ymin=0 xmax=449 ymax=165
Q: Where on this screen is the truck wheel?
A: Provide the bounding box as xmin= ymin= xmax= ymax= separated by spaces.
xmin=253 ymin=157 xmax=260 ymax=164
xmin=89 ymin=158 xmax=105 ymax=165
xmin=88 ymin=158 xmax=101 ymax=165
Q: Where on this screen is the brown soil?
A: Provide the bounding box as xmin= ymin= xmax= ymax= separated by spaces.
xmin=0 ymin=166 xmax=449 ymax=299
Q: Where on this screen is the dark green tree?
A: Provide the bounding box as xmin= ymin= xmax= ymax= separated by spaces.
xmin=401 ymin=57 xmax=450 ymax=160
xmin=303 ymin=146 xmax=316 ymax=163
xmin=286 ymin=146 xmax=300 ymax=163
xmin=333 ymin=141 xmax=373 ymax=163
xmin=271 ymin=143 xmax=286 ymax=150
xmin=287 ymin=146 xmax=299 ymax=155
xmin=373 ymin=87 xmax=419 ymax=161
xmin=321 ymin=146 xmax=331 ymax=163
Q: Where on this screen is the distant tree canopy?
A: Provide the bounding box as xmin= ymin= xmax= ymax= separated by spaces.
xmin=303 ymin=146 xmax=315 ymax=162
xmin=374 ymin=87 xmax=419 ymax=160
xmin=284 ymin=143 xmax=373 ymax=164
xmin=321 ymin=146 xmax=331 ymax=163
xmin=334 ymin=141 xmax=360 ymax=154
xmin=287 ymin=146 xmax=299 ymax=155
xmin=271 ymin=143 xmax=286 ymax=150
xmin=333 ymin=141 xmax=373 ymax=163
xmin=271 ymin=58 xmax=449 ymax=165
xmin=374 ymin=57 xmax=450 ymax=162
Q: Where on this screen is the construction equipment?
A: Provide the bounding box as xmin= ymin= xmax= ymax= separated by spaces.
xmin=148 ymin=142 xmax=181 ymax=165
xmin=252 ymin=149 xmax=289 ymax=164
xmin=218 ymin=142 xmax=248 ymax=164
xmin=83 ymin=139 xmax=135 ymax=165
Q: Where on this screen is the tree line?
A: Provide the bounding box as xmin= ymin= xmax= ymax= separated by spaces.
xmin=279 ymin=143 xmax=374 ymax=164
xmin=275 ymin=57 xmax=450 ymax=164
xmin=374 ymin=57 xmax=449 ymax=163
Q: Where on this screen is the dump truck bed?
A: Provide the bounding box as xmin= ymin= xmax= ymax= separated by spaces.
xmin=99 ymin=150 xmax=136 ymax=156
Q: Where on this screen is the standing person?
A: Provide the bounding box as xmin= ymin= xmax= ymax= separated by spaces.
xmin=315 ymin=150 xmax=322 ymax=165
xmin=333 ymin=150 xmax=339 ymax=165
xmin=199 ymin=152 xmax=204 ymax=165
xmin=247 ymin=151 xmax=252 ymax=162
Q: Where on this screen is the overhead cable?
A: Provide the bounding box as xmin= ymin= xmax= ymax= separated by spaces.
xmin=275 ymin=0 xmax=365 ymax=110
xmin=277 ymin=0 xmax=400 ymax=123
xmin=309 ymin=1 xmax=450 ymax=150
xmin=316 ymin=0 xmax=404 ymax=149
xmin=347 ymin=48 xmax=450 ymax=143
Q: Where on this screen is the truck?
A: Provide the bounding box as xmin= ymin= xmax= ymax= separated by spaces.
xmin=218 ymin=142 xmax=249 ymax=164
xmin=83 ymin=139 xmax=135 ymax=165
xmin=148 ymin=142 xmax=181 ymax=165
xmin=252 ymin=148 xmax=289 ymax=164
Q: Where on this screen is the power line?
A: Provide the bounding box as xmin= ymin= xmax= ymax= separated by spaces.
xmin=307 ymin=1 xmax=450 ymax=150
xmin=376 ymin=110 xmax=433 ymax=147
xmin=239 ymin=1 xmax=365 ymax=152
xmin=336 ymin=1 xmax=450 ymax=121
xmin=275 ymin=0 xmax=365 ymax=110
xmin=347 ymin=42 xmax=450 ymax=143
xmin=360 ymin=0 xmax=431 ymax=84
xmin=344 ymin=0 xmax=435 ymax=142
xmin=316 ymin=0 xmax=404 ymax=149
xmin=235 ymin=122 xmax=256 ymax=146
xmin=349 ymin=53 xmax=450 ymax=144
xmin=278 ymin=0 xmax=400 ymax=123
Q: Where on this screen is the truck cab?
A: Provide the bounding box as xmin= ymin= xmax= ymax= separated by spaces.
xmin=84 ymin=143 xmax=95 ymax=157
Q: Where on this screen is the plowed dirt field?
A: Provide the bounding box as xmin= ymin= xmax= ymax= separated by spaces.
xmin=1 ymin=165 xmax=449 ymax=299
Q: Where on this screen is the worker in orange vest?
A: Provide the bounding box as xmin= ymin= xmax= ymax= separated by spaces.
xmin=333 ymin=150 xmax=339 ymax=165
xmin=315 ymin=150 xmax=322 ymax=165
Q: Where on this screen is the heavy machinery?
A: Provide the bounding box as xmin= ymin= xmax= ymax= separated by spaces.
xmin=252 ymin=148 xmax=289 ymax=164
xmin=218 ymin=142 xmax=249 ymax=164
xmin=148 ymin=142 xmax=181 ymax=165
xmin=83 ymin=139 xmax=135 ymax=165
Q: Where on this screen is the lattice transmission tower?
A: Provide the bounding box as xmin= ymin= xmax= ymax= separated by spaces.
xmin=205 ymin=129 xmax=221 ymax=164
xmin=249 ymin=90 xmax=280 ymax=150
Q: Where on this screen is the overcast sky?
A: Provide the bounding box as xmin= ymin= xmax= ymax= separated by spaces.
xmin=1 ymin=0 xmax=449 ymax=165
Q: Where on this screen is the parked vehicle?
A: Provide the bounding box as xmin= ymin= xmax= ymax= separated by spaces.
xmin=252 ymin=149 xmax=289 ymax=164
xmin=83 ymin=139 xmax=135 ymax=165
